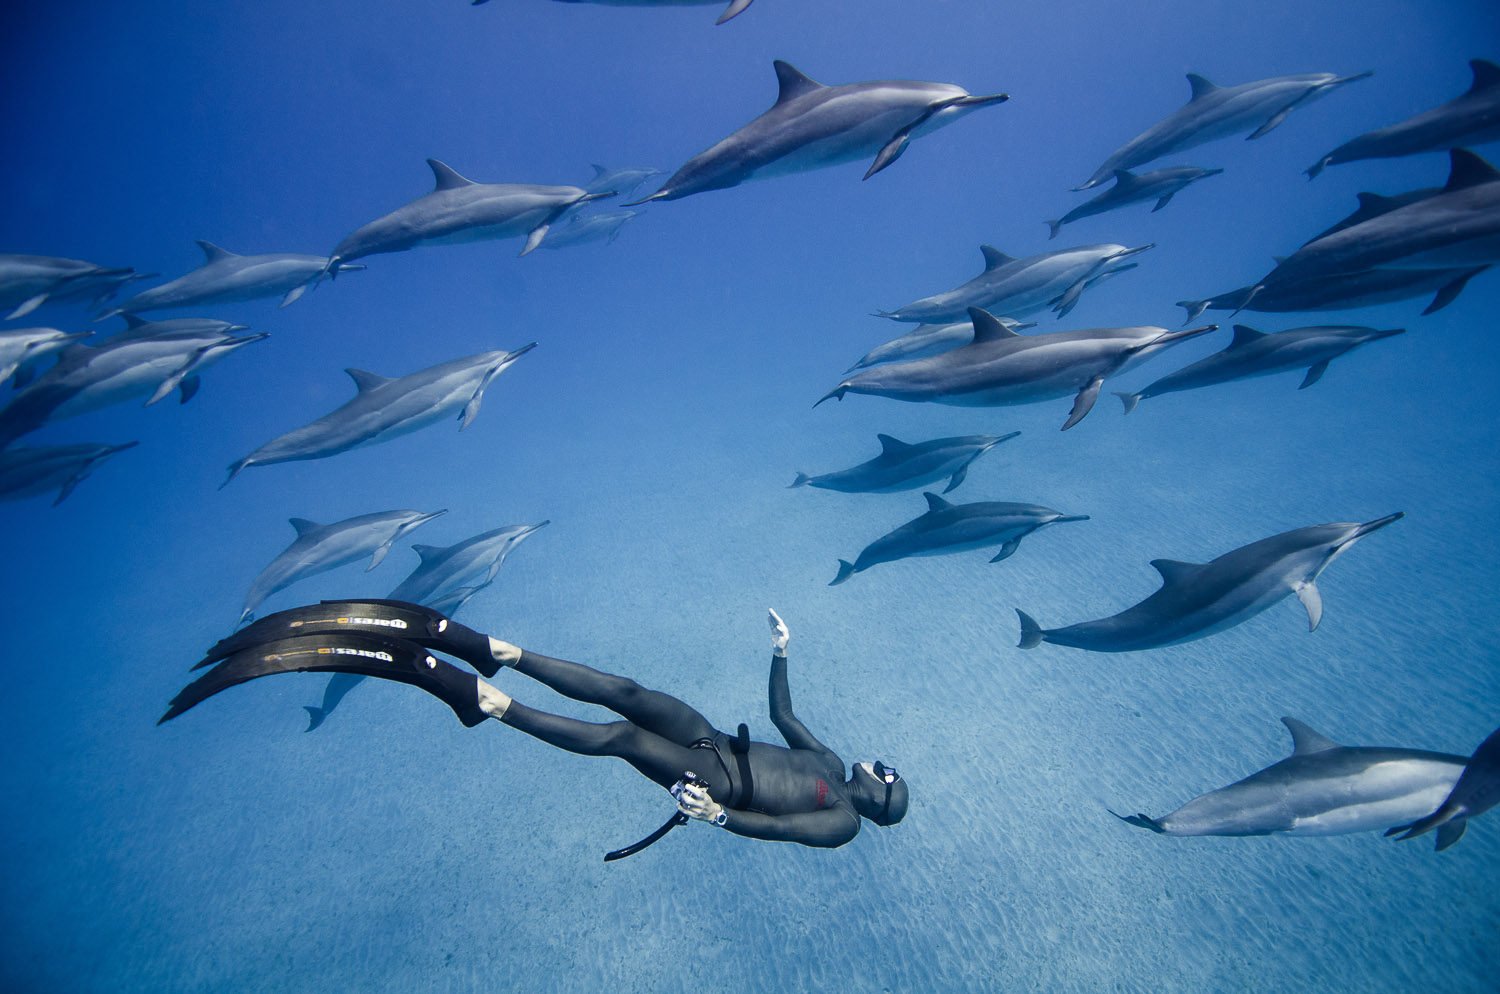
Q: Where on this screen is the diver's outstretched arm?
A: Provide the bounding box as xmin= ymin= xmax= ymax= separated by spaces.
xmin=764 ymin=610 xmax=836 ymax=756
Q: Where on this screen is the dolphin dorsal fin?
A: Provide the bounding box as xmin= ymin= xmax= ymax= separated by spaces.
xmin=922 ymin=492 xmax=954 ymax=513
xmin=876 ymin=433 xmax=911 ymax=454
xmin=1469 ymin=59 xmax=1500 ymax=93
xmin=1150 ymin=559 xmax=1201 ymax=586
xmin=1111 ymin=169 xmax=1139 ymax=185
xmin=1443 ymin=148 xmax=1500 ymax=193
xmin=967 ymin=307 xmax=1023 ymax=344
xmin=1186 ymin=73 xmax=1219 ymax=100
xmin=1230 ymin=324 xmax=1267 ymax=347
xmin=288 ymin=517 xmax=321 ymax=536
xmin=980 ymin=245 xmax=1015 ymax=271
xmin=1354 ymin=191 xmax=1403 ymax=217
xmin=428 ymin=158 xmax=475 ymax=191
xmin=345 ymin=368 xmax=393 ymax=393
xmin=122 ymin=314 xmax=152 ymax=329
xmin=590 ymin=164 xmax=609 ymax=178
xmin=1281 ymin=717 xmax=1342 ymax=756
xmin=195 ymin=240 xmax=238 ymax=262
xmin=411 ymin=543 xmax=448 ymax=563
xmin=772 ymin=60 xmax=824 ymax=104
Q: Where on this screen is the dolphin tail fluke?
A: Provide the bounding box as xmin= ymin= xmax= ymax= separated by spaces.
xmin=1016 ymin=609 xmax=1043 ymax=649
xmin=221 ymin=457 xmax=251 ymax=489
xmin=870 ymin=309 xmax=900 ymax=320
xmin=93 ymin=306 xmax=125 ymax=322
xmin=1110 ymin=809 xmax=1167 ymax=834
xmin=829 ymin=560 xmax=856 ymax=586
xmin=1114 ymin=391 xmax=1141 ymax=415
xmin=716 ymin=0 xmax=754 ymax=24
xmin=1045 ymin=219 xmax=1063 ymax=240
xmin=302 ymin=706 xmax=328 ymax=732
xmin=789 ymin=473 xmax=812 ymax=488
xmin=1176 ymin=299 xmax=1209 ymax=325
xmin=1305 ymin=156 xmax=1331 ymax=180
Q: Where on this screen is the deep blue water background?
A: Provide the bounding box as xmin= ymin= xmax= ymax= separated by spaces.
xmin=3 ymin=2 xmax=1499 ymax=991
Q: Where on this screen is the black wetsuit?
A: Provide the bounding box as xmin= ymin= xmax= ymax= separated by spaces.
xmin=501 ymin=648 xmax=863 ymax=848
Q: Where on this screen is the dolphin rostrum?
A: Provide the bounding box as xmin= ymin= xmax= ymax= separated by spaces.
xmin=238 ymin=508 xmax=449 ymax=625
xmin=1112 ymin=717 xmax=1483 ymax=850
xmin=830 ymin=492 xmax=1087 ymax=585
xmin=473 ymin=0 xmax=756 ymax=26
xmin=0 ymin=254 xmax=144 ymax=320
xmin=847 ymin=315 xmax=1036 ymax=372
xmin=875 ymin=243 xmax=1152 ymax=324
xmin=1046 ymin=166 xmax=1223 ymax=238
xmin=1017 ymin=512 xmax=1404 ymax=652
xmin=222 ymin=344 xmax=536 ymax=486
xmin=1114 ymin=323 xmax=1406 ymax=412
xmin=387 ymin=521 xmax=550 ymax=607
xmin=1387 ymin=725 xmax=1500 ymax=850
xmin=538 ymin=209 xmax=643 ymax=249
xmin=1307 ymin=59 xmax=1500 ymax=179
xmin=328 ymin=160 xmax=613 ymax=267
xmin=583 ymin=164 xmax=666 ymax=197
xmin=791 ymin=431 xmax=1020 ymax=495
xmin=0 ymin=441 xmax=138 ymax=505
xmin=626 ymin=61 xmax=1007 ymax=204
xmin=0 ymin=327 xmax=92 ymax=386
xmin=818 ymin=307 xmax=1216 ymax=430
xmin=1260 ymin=149 xmax=1500 ymax=281
xmin=1075 ymin=69 xmax=1372 ymax=190
xmin=0 ymin=317 xmax=265 ymax=449
xmin=97 ymin=241 xmax=364 ymax=318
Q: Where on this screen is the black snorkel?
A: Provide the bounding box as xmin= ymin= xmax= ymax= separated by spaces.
xmin=604 ymin=772 xmax=708 ymax=863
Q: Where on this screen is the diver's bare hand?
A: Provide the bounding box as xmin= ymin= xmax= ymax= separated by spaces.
xmin=677 ymin=782 xmax=726 ymax=825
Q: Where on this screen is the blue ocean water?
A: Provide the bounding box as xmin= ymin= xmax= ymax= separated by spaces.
xmin=3 ymin=1 xmax=1498 ymax=991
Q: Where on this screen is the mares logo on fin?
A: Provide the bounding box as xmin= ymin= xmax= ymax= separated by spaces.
xmin=316 ymin=646 xmax=394 ymax=661
xmin=335 ymin=616 xmax=409 ymax=630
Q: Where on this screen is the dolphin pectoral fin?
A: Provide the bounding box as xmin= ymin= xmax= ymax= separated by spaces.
xmin=1151 ymin=193 xmax=1176 ymax=212
xmin=54 ymin=468 xmax=93 ymax=506
xmin=716 ymin=0 xmax=754 ymax=23
xmin=1052 ymin=278 xmax=1089 ymax=318
xmin=280 ymin=283 xmax=309 ymax=308
xmin=178 ymin=375 xmax=201 ymax=404
xmin=989 ymin=538 xmax=1021 ymax=563
xmin=1062 ymin=376 xmax=1105 ymax=430
xmin=1435 ymin=820 xmax=1468 ymax=851
xmin=864 ymin=130 xmax=914 ymax=180
xmin=1248 ymin=106 xmax=1292 ymax=140
xmin=7 ymin=293 xmax=50 ymax=320
xmin=1109 ymin=809 xmax=1167 ymax=834
xmin=519 ymin=225 xmax=549 ymax=256
xmin=942 ymin=465 xmax=969 ymax=493
xmin=1299 ymin=360 xmax=1331 ymax=389
xmin=1424 ymin=268 xmax=1487 ymax=314
xmin=368 ymin=541 xmax=395 ymax=572
xmin=1294 ymin=580 xmax=1323 ymax=631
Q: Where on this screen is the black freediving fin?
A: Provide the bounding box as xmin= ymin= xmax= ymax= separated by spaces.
xmin=197 ymin=599 xmax=506 ymax=677
xmin=161 ymin=632 xmax=487 ymax=727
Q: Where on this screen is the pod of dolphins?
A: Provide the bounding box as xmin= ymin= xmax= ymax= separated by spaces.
xmin=7 ymin=6 xmax=1497 ymax=855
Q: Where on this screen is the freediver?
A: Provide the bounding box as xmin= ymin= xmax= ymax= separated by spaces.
xmin=162 ymin=602 xmax=908 ymax=850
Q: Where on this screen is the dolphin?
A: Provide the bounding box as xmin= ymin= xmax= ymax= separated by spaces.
xmin=474 ymin=0 xmax=756 ymax=25
xmin=1308 ymin=59 xmax=1500 ymax=179
xmin=1016 ymin=512 xmax=1404 ymax=652
xmin=583 ymin=164 xmax=666 ymax=197
xmin=1111 ymin=717 xmax=1477 ymax=850
xmin=327 ymin=160 xmax=614 ymax=267
xmin=386 ymin=521 xmax=550 ymax=607
xmin=790 ymin=431 xmax=1020 ymax=495
xmin=238 ymin=508 xmax=449 ymax=625
xmin=875 ymin=243 xmax=1152 ymax=324
xmin=1046 ymin=166 xmax=1223 ymax=238
xmin=301 ymin=672 xmax=366 ymax=732
xmin=96 ymin=241 xmax=364 ymax=318
xmin=847 ymin=316 xmax=1037 ymax=371
xmin=830 ymin=492 xmax=1087 ymax=585
xmin=0 ymin=441 xmax=138 ymax=505
xmin=1114 ymin=323 xmax=1406 ymax=412
xmin=0 ymin=318 xmax=265 ymax=449
xmin=1265 ymin=149 xmax=1500 ymax=281
xmin=1075 ymin=69 xmax=1372 ymax=190
xmin=1176 ymin=265 xmax=1490 ymax=324
xmin=538 ymin=209 xmax=643 ymax=249
xmin=0 ymin=255 xmax=143 ymax=320
xmin=625 ymin=61 xmax=1007 ymax=205
xmin=0 ymin=327 xmax=92 ymax=386
xmin=818 ymin=308 xmax=1217 ymax=431
xmin=1387 ymin=725 xmax=1500 ymax=850
xmin=222 ymin=344 xmax=535 ymax=486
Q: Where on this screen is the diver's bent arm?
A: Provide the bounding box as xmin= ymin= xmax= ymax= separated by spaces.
xmin=721 ymin=804 xmax=861 ymax=848
xmin=768 ymin=653 xmax=836 ymax=756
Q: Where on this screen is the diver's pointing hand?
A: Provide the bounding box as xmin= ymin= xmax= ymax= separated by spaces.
xmin=768 ymin=608 xmax=789 ymax=656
